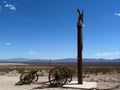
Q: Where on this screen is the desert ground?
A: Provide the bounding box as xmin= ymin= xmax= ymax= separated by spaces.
xmin=0 ymin=63 xmax=120 ymax=90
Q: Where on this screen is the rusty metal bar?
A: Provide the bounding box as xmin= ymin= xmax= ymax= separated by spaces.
xmin=77 ymin=9 xmax=83 ymax=84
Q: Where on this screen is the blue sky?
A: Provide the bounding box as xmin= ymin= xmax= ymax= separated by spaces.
xmin=0 ymin=0 xmax=120 ymax=59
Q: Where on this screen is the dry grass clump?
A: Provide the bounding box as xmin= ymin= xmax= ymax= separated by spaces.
xmin=83 ymin=64 xmax=120 ymax=75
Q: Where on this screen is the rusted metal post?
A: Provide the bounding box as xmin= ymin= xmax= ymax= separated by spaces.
xmin=77 ymin=9 xmax=83 ymax=84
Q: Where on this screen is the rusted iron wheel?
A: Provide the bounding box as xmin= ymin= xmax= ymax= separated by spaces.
xmin=62 ymin=67 xmax=73 ymax=82
xmin=32 ymin=73 xmax=39 ymax=83
xmin=49 ymin=67 xmax=67 ymax=87
xmin=20 ymin=72 xmax=32 ymax=84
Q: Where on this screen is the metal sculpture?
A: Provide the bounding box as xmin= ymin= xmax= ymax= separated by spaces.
xmin=77 ymin=9 xmax=84 ymax=84
xmin=48 ymin=67 xmax=73 ymax=87
xmin=62 ymin=67 xmax=73 ymax=82
xmin=20 ymin=70 xmax=39 ymax=84
xmin=18 ymin=67 xmax=72 ymax=87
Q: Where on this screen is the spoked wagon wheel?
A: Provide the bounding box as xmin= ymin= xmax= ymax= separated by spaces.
xmin=32 ymin=73 xmax=39 ymax=83
xmin=20 ymin=72 xmax=32 ymax=84
xmin=62 ymin=67 xmax=73 ymax=82
xmin=49 ymin=67 xmax=67 ymax=87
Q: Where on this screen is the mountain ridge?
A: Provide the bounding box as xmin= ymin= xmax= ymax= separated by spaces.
xmin=0 ymin=58 xmax=120 ymax=64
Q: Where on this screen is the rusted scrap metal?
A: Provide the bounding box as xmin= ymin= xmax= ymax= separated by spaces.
xmin=77 ymin=9 xmax=84 ymax=84
xmin=48 ymin=67 xmax=73 ymax=87
xmin=16 ymin=70 xmax=39 ymax=85
xmin=16 ymin=67 xmax=73 ymax=87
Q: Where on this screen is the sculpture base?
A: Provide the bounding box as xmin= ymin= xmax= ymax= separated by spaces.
xmin=63 ymin=81 xmax=97 ymax=89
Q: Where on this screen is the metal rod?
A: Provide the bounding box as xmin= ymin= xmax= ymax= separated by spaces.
xmin=77 ymin=9 xmax=83 ymax=84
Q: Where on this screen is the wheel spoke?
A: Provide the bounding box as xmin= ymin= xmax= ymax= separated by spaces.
xmin=32 ymin=73 xmax=39 ymax=83
xmin=20 ymin=72 xmax=32 ymax=84
xmin=49 ymin=67 xmax=67 ymax=87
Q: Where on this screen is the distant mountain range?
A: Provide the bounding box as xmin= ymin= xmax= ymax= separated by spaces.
xmin=0 ymin=58 xmax=120 ymax=64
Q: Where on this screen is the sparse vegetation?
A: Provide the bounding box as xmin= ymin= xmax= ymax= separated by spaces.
xmin=83 ymin=64 xmax=120 ymax=75
xmin=0 ymin=63 xmax=120 ymax=76
xmin=0 ymin=63 xmax=120 ymax=89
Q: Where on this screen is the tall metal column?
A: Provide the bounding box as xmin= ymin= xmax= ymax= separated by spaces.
xmin=77 ymin=9 xmax=83 ymax=84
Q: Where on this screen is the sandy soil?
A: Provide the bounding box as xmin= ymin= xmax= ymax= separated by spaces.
xmin=83 ymin=73 xmax=120 ymax=90
xmin=0 ymin=74 xmax=79 ymax=90
xmin=0 ymin=71 xmax=120 ymax=90
xmin=0 ymin=62 xmax=120 ymax=90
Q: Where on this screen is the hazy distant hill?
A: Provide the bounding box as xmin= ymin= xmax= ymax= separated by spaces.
xmin=0 ymin=58 xmax=120 ymax=64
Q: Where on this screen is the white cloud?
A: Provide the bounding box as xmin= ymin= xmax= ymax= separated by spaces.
xmin=5 ymin=4 xmax=16 ymax=10
xmin=5 ymin=42 xmax=11 ymax=46
xmin=3 ymin=0 xmax=16 ymax=11
xmin=96 ymin=52 xmax=120 ymax=57
xmin=114 ymin=13 xmax=120 ymax=16
xmin=28 ymin=51 xmax=38 ymax=55
xmin=3 ymin=0 xmax=7 ymax=4
xmin=83 ymin=24 xmax=85 ymax=27
xmin=88 ymin=51 xmax=120 ymax=59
